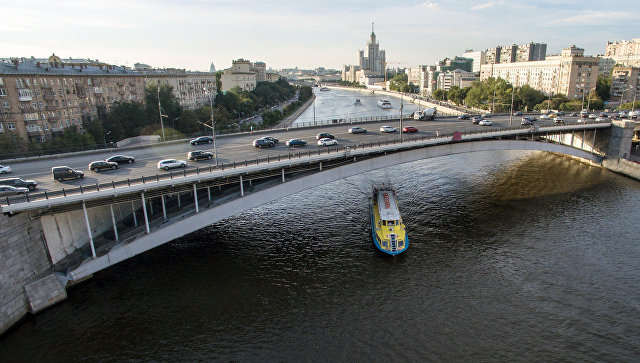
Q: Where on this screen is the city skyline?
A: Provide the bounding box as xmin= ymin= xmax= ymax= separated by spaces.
xmin=2 ymin=0 xmax=639 ymax=71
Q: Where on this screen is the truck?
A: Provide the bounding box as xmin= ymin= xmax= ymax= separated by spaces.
xmin=413 ymin=107 xmax=437 ymax=120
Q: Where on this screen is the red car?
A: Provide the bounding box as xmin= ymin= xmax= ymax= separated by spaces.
xmin=402 ymin=126 xmax=418 ymax=133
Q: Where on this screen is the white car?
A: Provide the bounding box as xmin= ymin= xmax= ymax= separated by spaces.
xmin=157 ymin=159 xmax=187 ymax=171
xmin=348 ymin=126 xmax=367 ymax=134
xmin=539 ymin=114 xmax=550 ymax=120
xmin=588 ymin=113 xmax=598 ymax=119
xmin=595 ymin=117 xmax=607 ymax=122
xmin=318 ymin=138 xmax=338 ymax=146
xmin=379 ymin=125 xmax=397 ymax=133
xmin=0 ymin=165 xmax=11 ymax=174
xmin=479 ymin=119 xmax=492 ymax=126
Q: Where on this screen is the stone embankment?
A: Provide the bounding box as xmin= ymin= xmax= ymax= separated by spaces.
xmin=277 ymin=94 xmax=316 ymax=128
xmin=603 ymin=158 xmax=640 ymax=181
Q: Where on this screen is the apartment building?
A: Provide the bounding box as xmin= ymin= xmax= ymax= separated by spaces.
xmin=480 ymin=46 xmax=599 ymax=99
xmin=0 ymin=54 xmax=216 ymax=142
xmin=406 ymin=65 xmax=438 ymax=96
xmin=436 ymin=69 xmax=478 ymax=91
xmin=463 ymin=50 xmax=486 ymax=73
xmin=610 ymin=66 xmax=640 ymax=104
xmin=220 ymin=59 xmax=275 ymax=92
xmin=605 ymin=38 xmax=640 ymax=67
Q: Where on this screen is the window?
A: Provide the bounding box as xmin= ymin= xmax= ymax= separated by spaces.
xmin=38 ymin=102 xmax=43 ymax=108
xmin=8 ymin=123 xmax=15 ymax=130
xmin=2 ymin=101 xmax=9 ymax=109
xmin=0 ymin=88 xmax=6 ymax=97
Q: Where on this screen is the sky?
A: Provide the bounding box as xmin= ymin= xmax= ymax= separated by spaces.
xmin=2 ymin=0 xmax=639 ymax=71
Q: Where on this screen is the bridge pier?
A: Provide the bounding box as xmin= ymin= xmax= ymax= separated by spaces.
xmin=606 ymin=120 xmax=635 ymax=159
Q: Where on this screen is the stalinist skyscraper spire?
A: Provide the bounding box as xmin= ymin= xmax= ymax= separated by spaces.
xmin=358 ymin=23 xmax=386 ymax=76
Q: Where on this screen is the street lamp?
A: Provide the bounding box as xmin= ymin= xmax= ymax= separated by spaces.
xmin=103 ymin=130 xmax=111 ymax=149
xmin=586 ymin=87 xmax=596 ymax=112
xmin=509 ymin=83 xmax=515 ymax=127
xmin=203 ymin=87 xmax=218 ymax=166
xmin=157 ymin=86 xmax=166 ymax=142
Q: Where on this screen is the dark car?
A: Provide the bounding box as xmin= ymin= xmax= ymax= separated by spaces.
xmin=569 ymin=112 xmax=578 ymax=117
xmin=402 ymin=126 xmax=418 ymax=133
xmin=316 ymin=132 xmax=335 ymax=140
xmin=187 ymin=150 xmax=214 ymax=161
xmin=106 ymin=155 xmax=135 ymax=164
xmin=0 ymin=177 xmax=38 ymax=191
xmin=260 ymin=136 xmax=279 ymax=144
xmin=89 ymin=161 xmax=119 ymax=172
xmin=286 ymin=138 xmax=307 ymax=147
xmin=190 ymin=136 xmax=213 ymax=145
xmin=458 ymin=114 xmax=470 ymax=120
xmin=521 ymin=119 xmax=533 ymax=126
xmin=472 ymin=116 xmax=483 ymax=124
xmin=0 ymin=185 xmax=29 ymax=197
xmin=513 ymin=111 xmax=523 ymax=116
xmin=522 ymin=116 xmax=537 ymax=122
xmin=52 ymin=166 xmax=84 ymax=181
xmin=253 ymin=139 xmax=275 ymax=148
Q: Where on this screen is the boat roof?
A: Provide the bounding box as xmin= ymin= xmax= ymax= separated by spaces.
xmin=377 ymin=189 xmax=401 ymax=220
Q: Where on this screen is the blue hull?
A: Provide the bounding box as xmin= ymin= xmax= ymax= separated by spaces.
xmin=370 ymin=200 xmax=409 ymax=256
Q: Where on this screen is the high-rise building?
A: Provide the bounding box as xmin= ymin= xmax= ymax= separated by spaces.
xmin=480 ymin=45 xmax=599 ymax=99
xmin=464 ymin=50 xmax=486 ymax=73
xmin=499 ymin=44 xmax=517 ymax=63
xmin=516 ymin=42 xmax=547 ymax=62
xmin=610 ymin=66 xmax=640 ymax=104
xmin=605 ymin=38 xmax=640 ymax=66
xmin=483 ymin=42 xmax=547 ymax=64
xmin=358 ymin=24 xmax=386 ymax=76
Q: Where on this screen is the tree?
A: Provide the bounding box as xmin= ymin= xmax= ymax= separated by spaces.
xmin=0 ymin=132 xmax=27 ymax=157
xmin=596 ymin=74 xmax=611 ymax=101
xmin=299 ymin=86 xmax=313 ymax=102
xmin=432 ymin=89 xmax=447 ymax=101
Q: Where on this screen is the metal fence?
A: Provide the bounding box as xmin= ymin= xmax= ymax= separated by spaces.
xmin=1 ymin=120 xmax=608 ymax=206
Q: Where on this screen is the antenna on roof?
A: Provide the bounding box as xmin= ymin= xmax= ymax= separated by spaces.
xmin=372 ymin=22 xmax=374 ymax=34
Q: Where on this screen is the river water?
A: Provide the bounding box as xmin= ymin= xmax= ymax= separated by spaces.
xmin=1 ymin=149 xmax=639 ymax=361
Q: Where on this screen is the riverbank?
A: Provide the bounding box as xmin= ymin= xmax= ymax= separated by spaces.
xmin=276 ymin=94 xmax=316 ymax=128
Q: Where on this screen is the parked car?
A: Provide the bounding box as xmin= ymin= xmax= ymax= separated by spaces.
xmin=187 ymin=150 xmax=214 ymax=161
xmin=479 ymin=119 xmax=492 ymax=126
xmin=0 ymin=185 xmax=29 ymax=197
xmin=472 ymin=116 xmax=483 ymax=124
xmin=0 ymin=177 xmax=38 ymax=190
xmin=316 ymin=132 xmax=335 ymax=140
xmin=554 ymin=118 xmax=564 ymax=124
xmin=402 ymin=126 xmax=418 ymax=133
xmin=253 ymin=139 xmax=275 ymax=148
xmin=379 ymin=125 xmax=397 ymax=133
xmin=513 ymin=111 xmax=523 ymax=116
xmin=106 ymin=155 xmax=135 ymax=164
xmin=51 ymin=166 xmax=84 ymax=181
xmin=318 ymin=138 xmax=338 ymax=146
xmin=189 ymin=136 xmax=213 ymax=145
xmin=521 ymin=119 xmax=533 ymax=126
xmin=0 ymin=165 xmax=12 ymax=174
xmin=457 ymin=114 xmax=470 ymax=120
xmin=157 ymin=159 xmax=187 ymax=170
xmin=259 ymin=136 xmax=279 ymax=144
xmin=88 ymin=160 xmax=119 ymax=172
xmin=348 ymin=126 xmax=367 ymax=134
xmin=286 ymin=138 xmax=307 ymax=147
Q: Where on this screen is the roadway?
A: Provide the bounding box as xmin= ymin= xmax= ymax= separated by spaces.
xmin=2 ymin=115 xmax=586 ymax=192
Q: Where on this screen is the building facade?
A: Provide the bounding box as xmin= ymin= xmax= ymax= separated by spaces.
xmin=516 ymin=42 xmax=547 ymax=62
xmin=464 ymin=50 xmax=486 ymax=73
xmin=605 ymin=38 xmax=640 ymax=67
xmin=436 ymin=69 xmax=479 ymax=91
xmin=480 ymin=46 xmax=599 ymax=99
xmin=598 ymin=57 xmax=616 ymax=75
xmin=342 ymin=25 xmax=386 ymax=85
xmin=610 ymin=66 xmax=640 ymax=104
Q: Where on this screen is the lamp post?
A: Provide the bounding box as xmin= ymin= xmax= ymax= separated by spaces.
xmin=586 ymin=87 xmax=596 ymax=112
xmin=509 ymin=83 xmax=515 ymax=127
xmin=157 ymin=86 xmax=166 ymax=142
xmin=203 ymin=88 xmax=218 ymax=166
xmin=103 ymin=130 xmax=111 ymax=149
xmin=631 ymin=87 xmax=638 ymax=117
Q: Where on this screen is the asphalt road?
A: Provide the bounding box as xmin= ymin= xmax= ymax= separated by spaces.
xmin=2 ymin=115 xmax=584 ymax=192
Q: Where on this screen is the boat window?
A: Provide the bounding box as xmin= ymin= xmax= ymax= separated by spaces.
xmin=381 ymin=221 xmax=386 ymax=226
xmin=387 ymin=220 xmax=395 ymax=226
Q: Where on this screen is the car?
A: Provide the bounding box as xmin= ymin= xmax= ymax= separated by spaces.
xmin=253 ymin=139 xmax=275 ymax=148
xmin=379 ymin=125 xmax=397 ymax=133
xmin=539 ymin=114 xmax=550 ymax=120
xmin=479 ymin=119 xmax=492 ymax=126
xmin=348 ymin=126 xmax=367 ymax=134
xmin=569 ymin=112 xmax=578 ymax=117
xmin=157 ymin=159 xmax=187 ymax=170
xmin=577 ymin=118 xmax=587 ymax=123
xmin=318 ymin=138 xmax=338 ymax=146
xmin=51 ymin=166 xmax=84 ymax=181
xmin=588 ymin=113 xmax=597 ymax=119
xmin=483 ymin=113 xmax=492 ymax=118
xmin=187 ymin=150 xmax=214 ymax=161
xmin=106 ymin=155 xmax=135 ymax=164
xmin=595 ymin=117 xmax=607 ymax=122
xmin=402 ymin=126 xmax=418 ymax=133
xmin=0 ymin=177 xmax=38 ymax=190
xmin=88 ymin=161 xmax=119 ymax=172
xmin=0 ymin=185 xmax=29 ymax=197
xmin=554 ymin=118 xmax=564 ymax=124
xmin=472 ymin=116 xmax=483 ymax=124
xmin=0 ymin=165 xmax=11 ymax=174
xmin=556 ymin=111 xmax=565 ymax=116
xmin=316 ymin=132 xmax=335 ymax=140
xmin=599 ymin=112 xmax=608 ymax=117
xmin=260 ymin=136 xmax=279 ymax=144
xmin=286 ymin=138 xmax=307 ymax=147
xmin=457 ymin=114 xmax=471 ymax=120
xmin=513 ymin=111 xmax=523 ymax=116
xmin=523 ymin=116 xmax=537 ymax=122
xmin=521 ymin=119 xmax=533 ymax=126
xmin=189 ymin=136 xmax=213 ymax=145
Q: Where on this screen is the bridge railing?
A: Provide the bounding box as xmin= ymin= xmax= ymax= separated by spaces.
xmin=1 ymin=120 xmax=608 ymax=206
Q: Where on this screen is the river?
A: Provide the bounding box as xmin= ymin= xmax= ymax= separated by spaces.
xmin=1 ymin=149 xmax=639 ymax=361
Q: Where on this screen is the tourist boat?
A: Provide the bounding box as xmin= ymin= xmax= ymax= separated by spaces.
xmin=320 ymin=86 xmax=330 ymax=91
xmin=354 ymin=99 xmax=361 ymax=105
xmin=377 ymin=99 xmax=392 ymax=109
xmin=370 ymin=185 xmax=409 ymax=255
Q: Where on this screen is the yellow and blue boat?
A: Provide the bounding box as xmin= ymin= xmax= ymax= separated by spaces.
xmin=370 ymin=185 xmax=409 ymax=255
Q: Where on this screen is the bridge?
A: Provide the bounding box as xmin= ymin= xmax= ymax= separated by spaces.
xmin=0 ymin=119 xmax=637 ymax=334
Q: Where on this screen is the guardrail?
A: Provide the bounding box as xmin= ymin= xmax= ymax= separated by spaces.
xmin=1 ymin=120 xmax=609 ymax=207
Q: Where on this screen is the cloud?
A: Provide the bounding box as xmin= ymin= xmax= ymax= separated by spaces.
xmin=549 ymin=10 xmax=635 ymax=25
xmin=415 ymin=1 xmax=439 ymax=9
xmin=470 ymin=2 xmax=495 ymax=11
